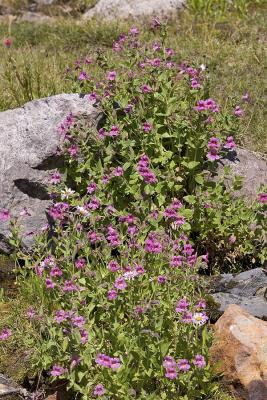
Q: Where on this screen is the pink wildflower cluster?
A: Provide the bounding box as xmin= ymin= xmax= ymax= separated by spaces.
xmin=107 ymin=225 xmax=121 ymax=247
xmin=175 ymin=297 xmax=208 ymax=325
xmin=137 ymin=154 xmax=157 ymax=184
xmin=195 ymin=98 xmax=219 ymax=113
xmin=163 ymin=353 xmax=206 ymax=380
xmin=144 ymin=232 xmax=162 ymax=253
xmin=96 ymin=353 xmax=121 ymax=370
xmin=207 ymin=137 xmax=220 ymax=161
xmin=258 ymin=193 xmax=267 ymax=204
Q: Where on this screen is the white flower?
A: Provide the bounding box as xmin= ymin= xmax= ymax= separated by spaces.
xmin=123 ymin=270 xmax=138 ymax=280
xmin=61 ymin=188 xmax=75 ymax=200
xmin=192 ymin=312 xmax=208 ymax=325
xmin=76 ymin=206 xmax=90 ymax=217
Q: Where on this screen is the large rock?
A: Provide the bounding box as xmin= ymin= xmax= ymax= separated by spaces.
xmin=0 ymin=94 xmax=100 ymax=254
xmin=217 ymin=148 xmax=267 ymax=201
xmin=83 ymin=0 xmax=185 ymax=20
xmin=211 ymin=304 xmax=267 ymax=400
xmin=210 ymin=268 xmax=267 ymax=320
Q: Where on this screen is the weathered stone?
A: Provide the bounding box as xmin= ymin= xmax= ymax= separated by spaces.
xmin=211 ymin=305 xmax=267 ymax=400
xmin=217 ymin=148 xmax=267 ymax=201
xmin=0 ymin=94 xmax=100 ymax=254
xmin=210 ymin=268 xmax=267 ymax=320
xmin=0 ymin=374 xmax=28 ymax=399
xmin=83 ymin=0 xmax=185 ymax=20
xmin=18 ymin=11 xmax=54 ymax=23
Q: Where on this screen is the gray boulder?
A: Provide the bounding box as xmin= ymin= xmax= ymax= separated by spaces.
xmin=0 ymin=94 xmax=100 ymax=254
xmin=210 ymin=268 xmax=267 ymax=319
xmin=83 ymin=0 xmax=185 ymax=20
xmin=217 ymin=148 xmax=267 ymax=200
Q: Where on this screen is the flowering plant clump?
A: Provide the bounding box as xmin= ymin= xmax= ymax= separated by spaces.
xmin=1 ymin=18 xmax=266 ymax=400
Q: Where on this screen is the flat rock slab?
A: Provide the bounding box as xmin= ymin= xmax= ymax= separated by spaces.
xmin=0 ymin=94 xmax=100 ymax=254
xmin=210 ymin=268 xmax=267 ymax=319
xmin=0 ymin=374 xmax=27 ymax=399
xmin=83 ymin=0 xmax=185 ymax=20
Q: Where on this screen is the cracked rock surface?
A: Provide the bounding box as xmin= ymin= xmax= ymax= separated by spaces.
xmin=0 ymin=94 xmax=100 ymax=254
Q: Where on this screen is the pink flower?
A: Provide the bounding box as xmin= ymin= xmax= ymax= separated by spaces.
xmin=114 ymin=277 xmax=127 ymax=291
xmin=72 ymin=315 xmax=85 ymax=328
xmin=26 ymin=307 xmax=36 ymax=319
xmin=191 ymin=78 xmax=201 ymax=89
xmin=0 ymin=327 xmax=12 ymax=341
xmin=242 ymin=92 xmax=250 ymax=103
xmin=55 ymin=310 xmax=69 ymax=324
xmin=143 ymin=121 xmax=152 ymax=132
xmin=3 ymin=38 xmax=12 ymax=47
xmin=50 ymin=266 xmax=63 ymax=277
xmin=150 ymin=58 xmax=161 ymax=67
xmin=157 ymin=275 xmax=167 ymax=284
xmin=258 ymin=193 xmax=267 ymax=203
xmin=207 ymin=148 xmax=220 ymax=161
xmin=224 ymin=136 xmax=236 ymax=150
xmin=63 ymin=280 xmax=77 ymax=292
xmin=163 ymin=356 xmax=176 ymax=369
xmin=75 ymin=258 xmax=86 ymax=269
xmin=135 ymin=264 xmax=145 ymax=275
xmin=175 ymin=298 xmax=189 ymax=313
xmin=177 ymin=359 xmax=190 ymax=372
xmin=234 ymin=105 xmax=244 ymax=117
xmin=193 ymin=354 xmax=206 ymax=369
xmin=50 ymin=172 xmax=61 ymax=184
xmin=142 ymin=84 xmax=152 ymax=93
xmin=108 ymin=125 xmax=120 ymax=137
xmin=170 ymin=255 xmax=183 ymax=268
xmin=87 ymin=182 xmax=97 ymax=194
xmin=108 ymin=260 xmax=120 ymax=272
xmin=107 ymin=71 xmax=116 ymax=81
xmin=78 ymin=71 xmax=89 ymax=81
xmin=94 ymin=384 xmax=106 ymax=396
xmin=50 ymin=365 xmax=65 ymax=377
xmin=113 ymin=166 xmax=124 ymax=177
xmin=129 ymin=26 xmax=139 ymax=35
xmin=80 ymin=328 xmax=89 ymax=344
xmin=45 ymin=278 xmax=55 ymax=289
xmin=165 ymin=367 xmax=177 ymax=380
xmin=181 ymin=312 xmax=193 ymax=323
xmin=107 ymin=289 xmax=118 ymax=300
xmin=0 ymin=209 xmax=10 ymax=222
xmin=166 ymin=48 xmax=174 ymax=57
xmin=152 ymin=42 xmax=161 ymax=51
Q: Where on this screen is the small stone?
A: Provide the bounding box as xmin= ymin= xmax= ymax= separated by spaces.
xmin=211 ymin=304 xmax=267 ymax=400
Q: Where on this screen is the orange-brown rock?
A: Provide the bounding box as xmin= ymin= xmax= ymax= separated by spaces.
xmin=211 ymin=304 xmax=267 ymax=400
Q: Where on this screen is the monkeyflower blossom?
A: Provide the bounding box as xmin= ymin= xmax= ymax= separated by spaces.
xmin=114 ymin=277 xmax=127 ymax=291
xmin=50 ymin=365 xmax=65 ymax=377
xmin=193 ymin=354 xmax=206 ymax=369
xmin=143 ymin=121 xmax=152 ymax=132
xmin=142 ymin=84 xmax=152 ymax=93
xmin=75 ymin=258 xmax=86 ymax=269
xmin=50 ymin=172 xmax=61 ymax=184
xmin=45 ymin=278 xmax=55 ymax=289
xmin=26 ymin=307 xmax=36 ymax=319
xmin=108 ymin=260 xmax=120 ymax=272
xmin=107 ymin=71 xmax=116 ymax=81
xmin=107 ymin=289 xmax=118 ymax=300
xmin=224 ymin=136 xmax=236 ymax=150
xmin=80 ymin=329 xmax=89 ymax=344
xmin=129 ymin=26 xmax=139 ymax=35
xmin=108 ymin=125 xmax=120 ymax=137
xmin=55 ymin=310 xmax=69 ymax=324
xmin=163 ymin=356 xmax=176 ymax=369
xmin=0 ymin=209 xmax=10 ymax=222
xmin=87 ymin=182 xmax=97 ymax=194
xmin=242 ymin=92 xmax=250 ymax=103
xmin=157 ymin=275 xmax=167 ymax=284
xmin=165 ymin=367 xmax=177 ymax=379
xmin=178 ymin=359 xmax=190 ymax=372
xmin=94 ymin=384 xmax=106 ymax=396
xmin=234 ymin=105 xmax=244 ymax=117
xmin=0 ymin=327 xmax=12 ymax=341
xmin=257 ymin=193 xmax=267 ymax=203
xmin=78 ymin=71 xmax=89 ymax=81
xmin=175 ymin=298 xmax=189 ymax=313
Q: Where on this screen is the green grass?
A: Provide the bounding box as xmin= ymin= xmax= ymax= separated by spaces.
xmin=0 ymin=3 xmax=266 ymax=154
